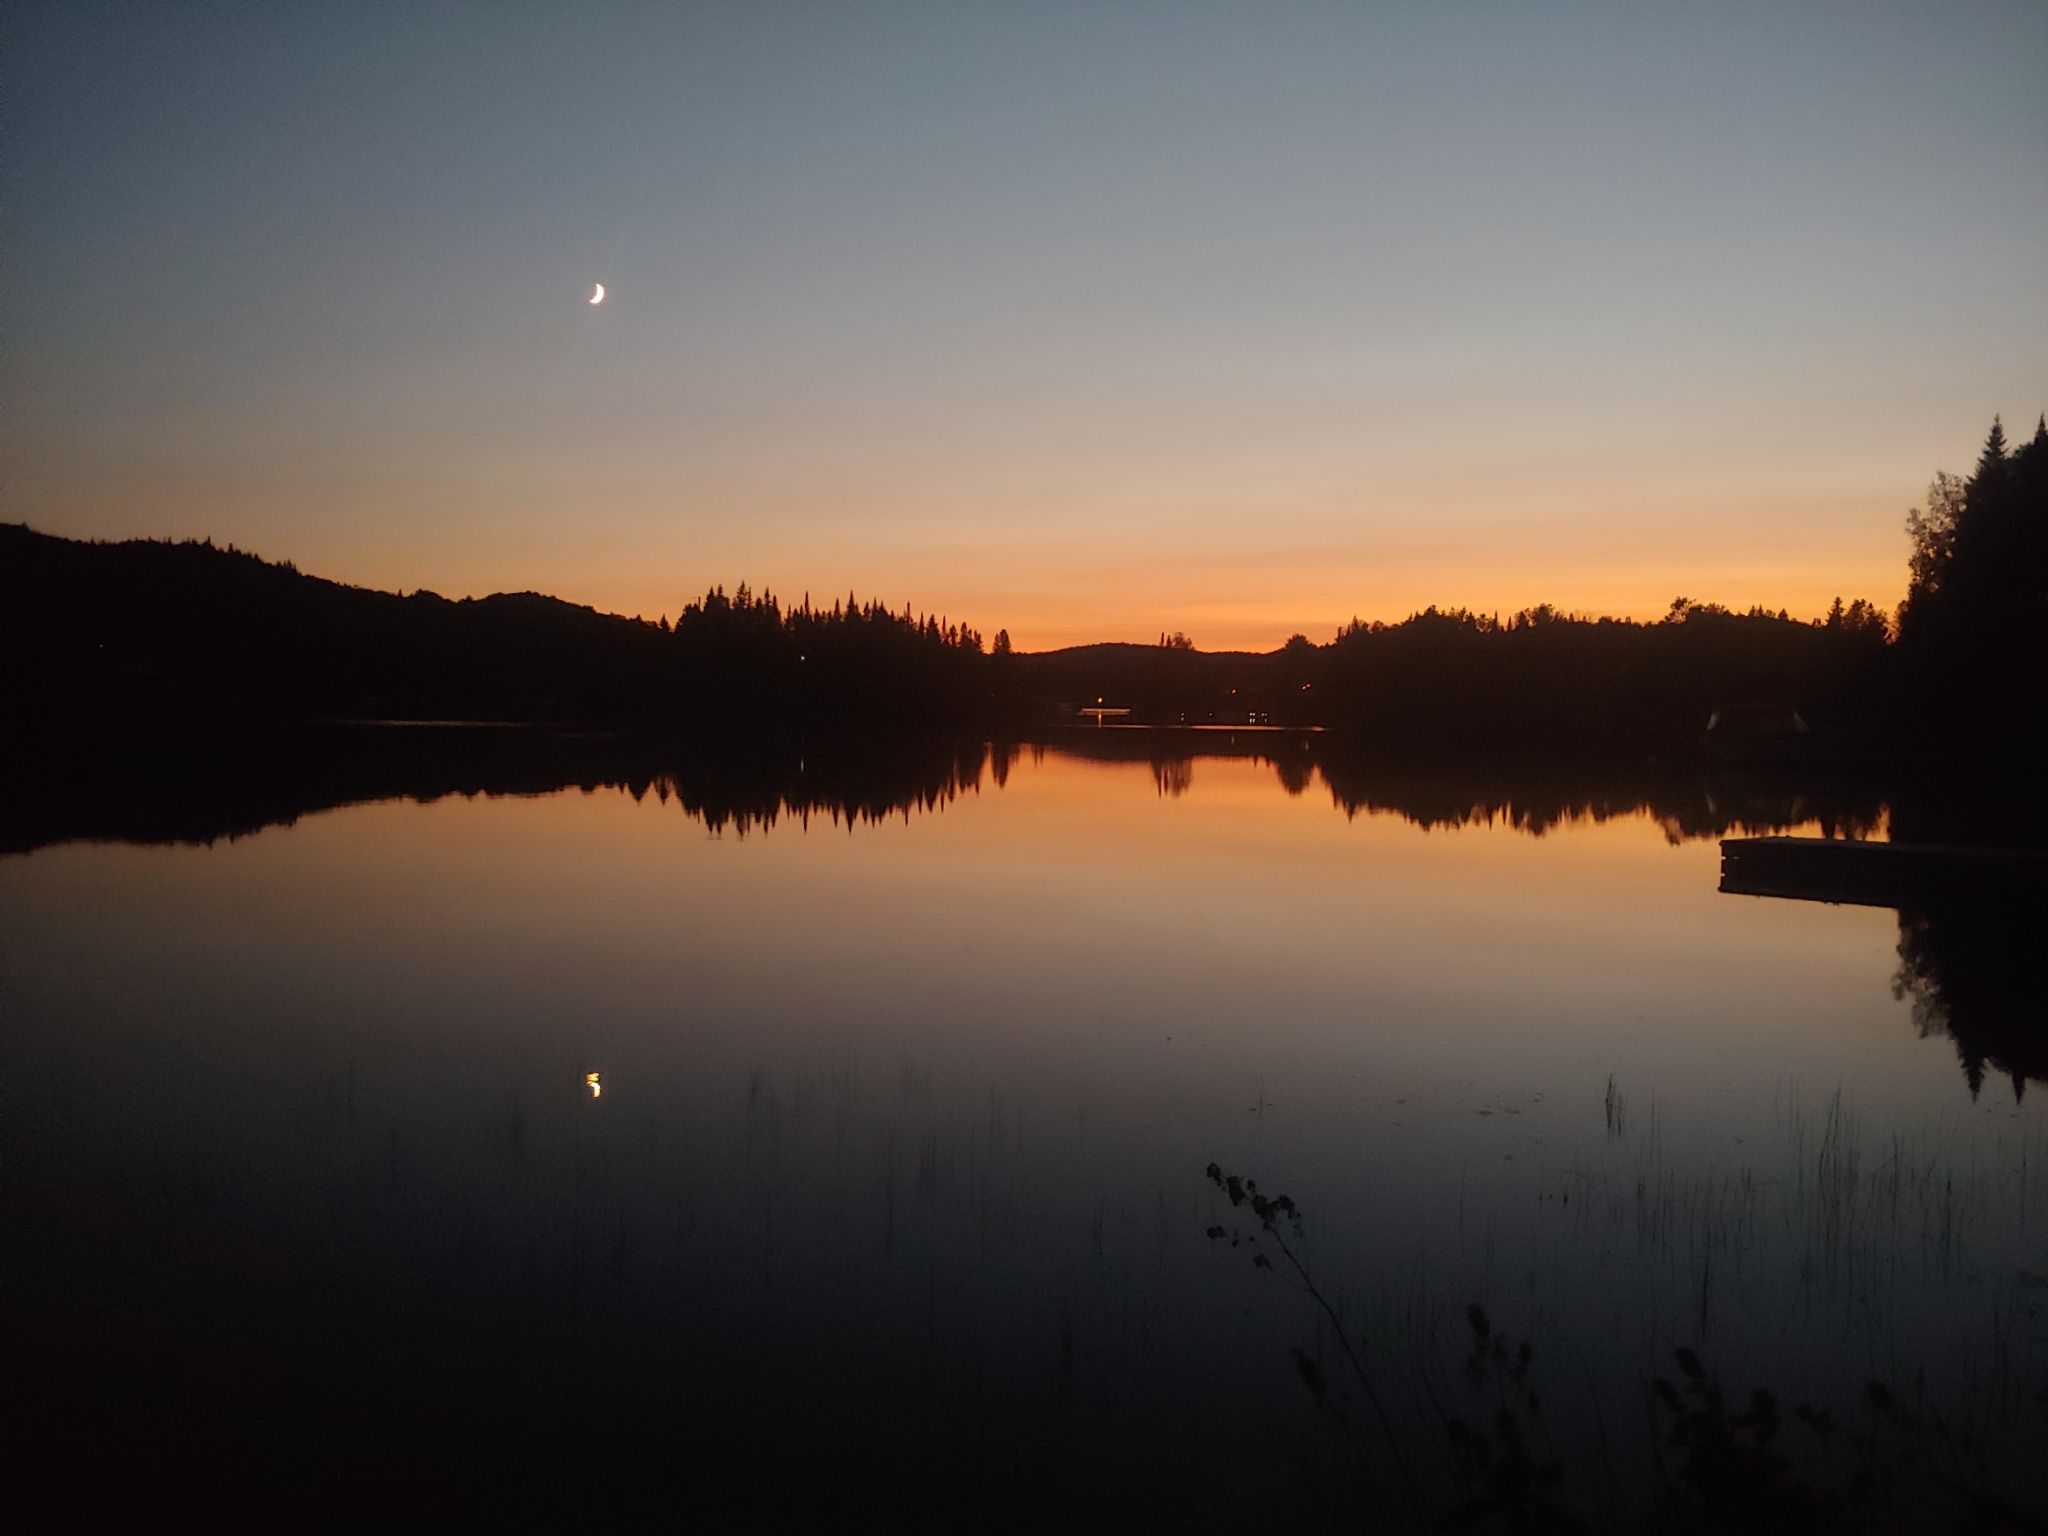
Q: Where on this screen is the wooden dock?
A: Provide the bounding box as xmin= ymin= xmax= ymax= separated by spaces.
xmin=1719 ymin=836 xmax=2048 ymax=908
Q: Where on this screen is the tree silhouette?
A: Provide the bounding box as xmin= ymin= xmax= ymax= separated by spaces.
xmin=8 ymin=407 xmax=2040 ymax=756
xmin=1896 ymin=412 xmax=2048 ymax=753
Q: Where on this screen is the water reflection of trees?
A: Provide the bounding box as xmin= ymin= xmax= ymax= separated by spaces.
xmin=1022 ymin=731 xmax=1884 ymax=842
xmin=662 ymin=740 xmax=989 ymax=836
xmin=1315 ymin=760 xmax=1885 ymax=844
xmin=2 ymin=726 xmax=1895 ymax=855
xmin=1892 ymin=898 xmax=2046 ymax=1103
xmin=0 ymin=728 xmax=990 ymax=853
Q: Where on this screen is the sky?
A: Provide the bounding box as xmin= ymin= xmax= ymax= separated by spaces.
xmin=4 ymin=1 xmax=2044 ymax=651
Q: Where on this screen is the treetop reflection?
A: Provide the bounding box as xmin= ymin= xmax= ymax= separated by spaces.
xmin=2 ymin=723 xmax=1889 ymax=856
xmin=15 ymin=724 xmax=2023 ymax=1102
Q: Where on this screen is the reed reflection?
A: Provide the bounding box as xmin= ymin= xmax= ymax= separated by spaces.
xmin=4 ymin=722 xmax=2040 ymax=1530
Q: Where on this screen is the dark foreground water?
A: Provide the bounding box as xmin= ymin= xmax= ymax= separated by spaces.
xmin=4 ymin=732 xmax=2043 ymax=1529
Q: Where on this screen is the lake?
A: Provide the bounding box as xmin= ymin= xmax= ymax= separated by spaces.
xmin=5 ymin=730 xmax=2042 ymax=1528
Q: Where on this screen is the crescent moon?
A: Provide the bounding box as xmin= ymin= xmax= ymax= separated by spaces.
xmin=589 ymin=283 xmax=606 ymax=306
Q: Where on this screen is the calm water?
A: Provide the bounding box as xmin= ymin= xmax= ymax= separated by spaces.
xmin=5 ymin=734 xmax=2042 ymax=1527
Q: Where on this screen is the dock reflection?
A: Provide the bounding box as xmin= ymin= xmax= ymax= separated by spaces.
xmin=1720 ymin=837 xmax=2048 ymax=1101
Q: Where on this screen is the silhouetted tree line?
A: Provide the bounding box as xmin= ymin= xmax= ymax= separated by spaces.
xmin=666 ymin=581 xmax=989 ymax=727
xmin=1309 ymin=598 xmax=1892 ymax=752
xmin=0 ymin=525 xmax=673 ymax=725
xmin=5 ymin=412 xmax=2039 ymax=753
xmin=1894 ymin=414 xmax=2048 ymax=753
xmin=0 ymin=524 xmax=1893 ymax=750
xmin=0 ymin=525 xmax=991 ymax=730
xmin=995 ymin=605 xmax=1897 ymax=750
xmin=1000 ymin=415 xmax=2035 ymax=754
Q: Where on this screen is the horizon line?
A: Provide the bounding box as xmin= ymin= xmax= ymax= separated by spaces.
xmin=4 ymin=519 xmax=1904 ymax=655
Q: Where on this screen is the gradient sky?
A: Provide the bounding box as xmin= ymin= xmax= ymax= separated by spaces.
xmin=5 ymin=2 xmax=2044 ymax=650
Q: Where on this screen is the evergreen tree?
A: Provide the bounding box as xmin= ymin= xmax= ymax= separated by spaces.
xmin=1972 ymin=415 xmax=2008 ymax=484
xmin=1898 ymin=412 xmax=2048 ymax=752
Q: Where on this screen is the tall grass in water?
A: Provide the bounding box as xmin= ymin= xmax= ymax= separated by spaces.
xmin=1204 ymin=1080 xmax=2048 ymax=1531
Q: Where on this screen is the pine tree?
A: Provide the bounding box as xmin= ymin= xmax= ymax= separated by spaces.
xmin=1974 ymin=415 xmax=2008 ymax=480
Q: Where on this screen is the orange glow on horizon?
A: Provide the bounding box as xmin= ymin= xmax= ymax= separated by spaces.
xmin=579 ymin=559 xmax=1912 ymax=656
xmin=14 ymin=470 xmax=1916 ymax=655
xmin=280 ymin=522 xmax=1906 ymax=655
xmin=8 ymin=3 xmax=2033 ymax=669
xmin=284 ymin=475 xmax=1916 ymax=653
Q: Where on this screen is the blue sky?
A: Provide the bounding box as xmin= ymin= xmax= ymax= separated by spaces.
xmin=6 ymin=1 xmax=2044 ymax=646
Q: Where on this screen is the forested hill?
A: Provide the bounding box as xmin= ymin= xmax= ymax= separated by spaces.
xmin=0 ymin=521 xmax=1884 ymax=749
xmin=0 ymin=524 xmax=989 ymax=728
xmin=0 ymin=524 xmax=674 ymax=724
xmin=6 ymin=408 xmax=2040 ymax=755
xmin=0 ymin=522 xmax=1899 ymax=748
